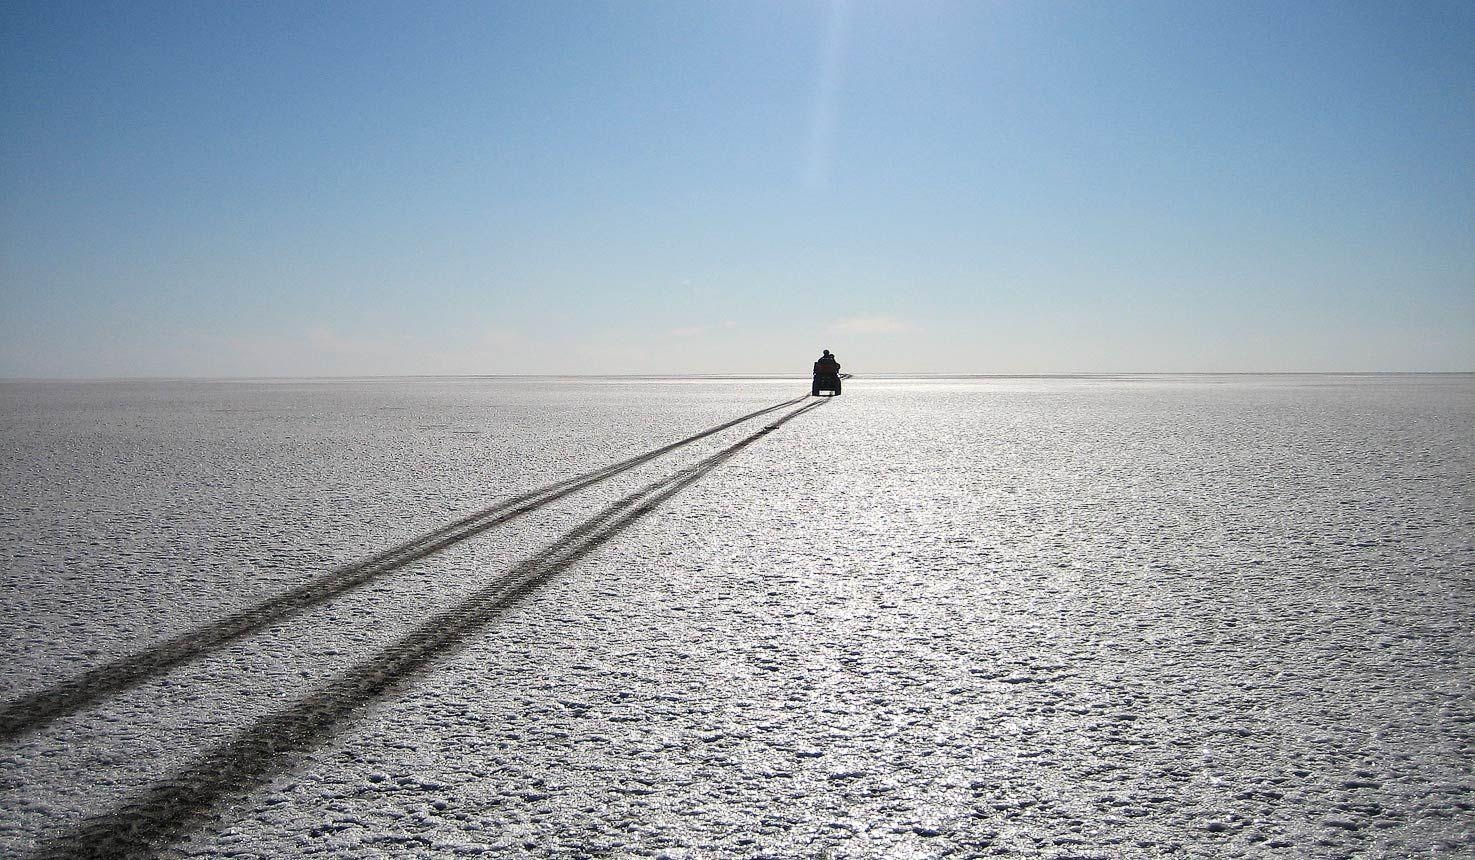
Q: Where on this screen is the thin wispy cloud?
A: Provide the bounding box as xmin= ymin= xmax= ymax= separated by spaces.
xmin=830 ymin=316 xmax=913 ymax=334
xmin=670 ymin=321 xmax=737 ymax=338
xmin=304 ymin=326 xmax=381 ymax=357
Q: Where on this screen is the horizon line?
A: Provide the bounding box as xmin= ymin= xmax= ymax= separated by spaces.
xmin=3 ymin=371 xmax=1473 ymax=384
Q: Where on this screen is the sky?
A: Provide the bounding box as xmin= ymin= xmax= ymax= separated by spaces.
xmin=1 ymin=0 xmax=1472 ymax=377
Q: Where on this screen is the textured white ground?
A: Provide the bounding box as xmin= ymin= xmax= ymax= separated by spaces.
xmin=1 ymin=376 xmax=1472 ymax=859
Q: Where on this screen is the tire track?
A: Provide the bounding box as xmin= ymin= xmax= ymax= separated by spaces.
xmin=26 ymin=397 xmax=828 ymax=860
xmin=0 ymin=394 xmax=809 ymax=743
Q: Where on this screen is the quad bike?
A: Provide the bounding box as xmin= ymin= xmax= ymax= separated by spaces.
xmin=812 ymin=369 xmax=842 ymax=397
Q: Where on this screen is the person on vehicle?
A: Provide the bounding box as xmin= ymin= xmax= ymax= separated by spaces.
xmin=812 ymin=349 xmax=841 ymax=396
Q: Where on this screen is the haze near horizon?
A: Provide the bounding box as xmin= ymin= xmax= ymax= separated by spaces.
xmin=2 ymin=1 xmax=1471 ymax=377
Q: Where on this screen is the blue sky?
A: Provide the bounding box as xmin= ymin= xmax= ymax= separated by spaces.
xmin=2 ymin=0 xmax=1471 ymax=376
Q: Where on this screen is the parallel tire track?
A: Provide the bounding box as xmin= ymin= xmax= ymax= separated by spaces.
xmin=0 ymin=395 xmax=809 ymax=743
xmin=27 ymin=398 xmax=828 ymax=859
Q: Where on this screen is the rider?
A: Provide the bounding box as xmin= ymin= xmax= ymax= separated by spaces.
xmin=812 ymin=349 xmax=841 ymax=396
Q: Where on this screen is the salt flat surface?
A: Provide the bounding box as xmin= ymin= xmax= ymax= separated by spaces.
xmin=1 ymin=375 xmax=1472 ymax=858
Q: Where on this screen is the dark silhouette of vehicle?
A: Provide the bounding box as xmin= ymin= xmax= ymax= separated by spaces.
xmin=812 ymin=350 xmax=842 ymax=397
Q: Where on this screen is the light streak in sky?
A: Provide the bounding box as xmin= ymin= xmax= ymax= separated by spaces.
xmin=803 ymin=0 xmax=852 ymax=190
